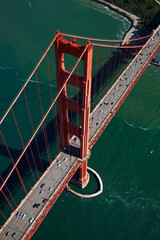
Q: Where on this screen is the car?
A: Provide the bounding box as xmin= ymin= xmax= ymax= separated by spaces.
xmin=100 ymin=109 xmax=103 ymax=113
xmin=19 ymin=212 xmax=23 ymax=218
xmin=57 ymin=159 xmax=60 ymax=164
xmin=70 ymin=157 xmax=74 ymax=162
xmin=74 ymin=137 xmax=78 ymax=143
xmin=64 ymin=157 xmax=67 ymax=162
xmin=39 ymin=190 xmax=43 ymax=195
xmin=42 ymin=199 xmax=48 ymax=204
xmin=5 ymin=231 xmax=9 ymax=236
xmin=33 ymin=203 xmax=40 ymax=208
xmin=48 ymin=187 xmax=52 ymax=191
xmin=29 ymin=217 xmax=34 ymax=223
xmin=104 ymin=101 xmax=108 ymax=105
xmin=57 ymin=163 xmax=61 ymax=167
xmin=12 ymin=232 xmax=16 ymax=239
xmin=40 ymin=183 xmax=45 ymax=189
xmin=21 ymin=213 xmax=26 ymax=220
xmin=100 ymin=104 xmax=103 ymax=107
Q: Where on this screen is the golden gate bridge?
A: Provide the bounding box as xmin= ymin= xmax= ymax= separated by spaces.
xmin=0 ymin=25 xmax=160 ymax=240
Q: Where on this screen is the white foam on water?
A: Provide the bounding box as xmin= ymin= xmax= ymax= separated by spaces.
xmin=27 ymin=0 xmax=32 ymax=8
xmin=137 ymin=125 xmax=150 ymax=131
xmin=0 ymin=65 xmax=56 ymax=88
xmin=124 ymin=120 xmax=135 ymax=128
xmin=103 ymin=193 xmax=160 ymax=216
xmin=18 ymin=78 xmax=57 ymax=88
xmin=0 ymin=66 xmax=14 ymax=70
xmin=123 ymin=119 xmax=151 ymax=131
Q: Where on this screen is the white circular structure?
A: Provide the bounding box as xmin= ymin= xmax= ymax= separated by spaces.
xmin=67 ymin=166 xmax=103 ymax=198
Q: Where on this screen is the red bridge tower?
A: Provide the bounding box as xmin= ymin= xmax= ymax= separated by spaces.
xmin=54 ymin=32 xmax=93 ymax=188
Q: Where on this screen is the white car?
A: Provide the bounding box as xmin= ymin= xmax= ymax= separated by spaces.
xmin=19 ymin=212 xmax=23 ymax=218
xmin=22 ymin=213 xmax=26 ymax=220
xmin=12 ymin=232 xmax=16 ymax=239
xmin=29 ymin=217 xmax=34 ymax=223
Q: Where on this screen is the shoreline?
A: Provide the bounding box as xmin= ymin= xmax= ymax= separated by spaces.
xmin=89 ymin=0 xmax=140 ymax=44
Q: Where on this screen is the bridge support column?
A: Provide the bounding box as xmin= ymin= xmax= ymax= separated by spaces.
xmin=54 ymin=31 xmax=93 ymax=188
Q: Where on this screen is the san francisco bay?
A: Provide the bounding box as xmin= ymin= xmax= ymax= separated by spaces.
xmin=0 ymin=0 xmax=160 ymax=239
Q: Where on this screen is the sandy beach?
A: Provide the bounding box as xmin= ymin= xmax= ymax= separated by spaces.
xmin=89 ymin=0 xmax=140 ymax=44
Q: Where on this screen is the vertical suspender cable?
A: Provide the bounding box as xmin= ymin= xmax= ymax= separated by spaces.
xmin=93 ymin=46 xmax=100 ymax=109
xmin=1 ymin=190 xmax=26 ymax=231
xmin=0 ymin=210 xmax=7 ymax=221
xmin=11 ymin=109 xmax=36 ymax=183
xmin=23 ymin=89 xmax=44 ymax=174
xmin=0 ymin=176 xmax=17 ymax=207
xmin=0 ymin=131 xmax=37 ymax=217
xmin=46 ymin=54 xmax=60 ymax=154
xmin=35 ymin=71 xmax=55 ymax=189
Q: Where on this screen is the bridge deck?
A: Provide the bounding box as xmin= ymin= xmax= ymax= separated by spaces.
xmin=0 ymin=26 xmax=160 ymax=240
xmin=89 ymin=26 xmax=160 ymax=147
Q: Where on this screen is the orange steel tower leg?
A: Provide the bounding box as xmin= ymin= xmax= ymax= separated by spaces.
xmin=54 ymin=32 xmax=93 ymax=188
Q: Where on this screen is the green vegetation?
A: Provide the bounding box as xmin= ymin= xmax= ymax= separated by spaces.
xmin=105 ymin=0 xmax=160 ymax=31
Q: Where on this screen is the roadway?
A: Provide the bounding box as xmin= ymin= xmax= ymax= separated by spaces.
xmin=89 ymin=26 xmax=160 ymax=147
xmin=0 ymin=25 xmax=160 ymax=240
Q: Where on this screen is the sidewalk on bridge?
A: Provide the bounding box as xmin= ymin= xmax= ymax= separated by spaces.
xmin=89 ymin=0 xmax=140 ymax=44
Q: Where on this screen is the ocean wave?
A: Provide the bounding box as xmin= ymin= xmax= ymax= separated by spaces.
xmin=18 ymin=78 xmax=57 ymax=88
xmin=124 ymin=120 xmax=135 ymax=128
xmin=0 ymin=66 xmax=14 ymax=70
xmin=0 ymin=65 xmax=56 ymax=88
xmin=27 ymin=0 xmax=32 ymax=8
xmin=102 ymin=193 xmax=160 ymax=216
xmin=123 ymin=119 xmax=151 ymax=131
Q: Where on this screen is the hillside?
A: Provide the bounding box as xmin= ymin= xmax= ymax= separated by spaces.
xmin=105 ymin=0 xmax=160 ymax=31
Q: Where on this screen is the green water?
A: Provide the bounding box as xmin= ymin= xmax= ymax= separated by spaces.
xmin=1 ymin=0 xmax=160 ymax=239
